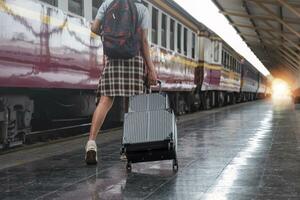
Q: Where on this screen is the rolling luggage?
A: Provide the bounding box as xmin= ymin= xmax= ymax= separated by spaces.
xmin=122 ymin=82 xmax=178 ymax=172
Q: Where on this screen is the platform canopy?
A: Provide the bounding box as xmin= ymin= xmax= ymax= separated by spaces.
xmin=213 ymin=0 xmax=300 ymax=84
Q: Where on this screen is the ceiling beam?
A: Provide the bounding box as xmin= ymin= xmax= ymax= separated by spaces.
xmin=260 ymin=20 xmax=300 ymax=52
xmin=261 ymin=34 xmax=300 ymax=61
xmin=248 ymin=1 xmax=300 ymax=38
xmin=230 ymin=23 xmax=295 ymax=36
xmin=244 ymin=0 xmax=300 ymax=8
xmin=276 ymin=52 xmax=299 ymax=72
xmin=231 ymin=23 xmax=300 ymax=52
xmin=221 ymin=10 xmax=300 ymax=25
xmin=242 ymin=1 xmax=273 ymax=64
xmin=279 ymin=48 xmax=299 ymax=66
xmin=240 ymin=33 xmax=280 ymax=40
xmin=275 ymin=49 xmax=299 ymax=69
xmin=245 ymin=29 xmax=300 ymax=69
xmin=276 ymin=0 xmax=300 ymax=18
xmin=275 ymin=52 xmax=298 ymax=71
xmin=242 ymin=33 xmax=300 ymax=59
xmin=271 ymin=53 xmax=298 ymax=74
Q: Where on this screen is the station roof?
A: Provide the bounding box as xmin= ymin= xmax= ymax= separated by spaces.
xmin=213 ymin=0 xmax=300 ymax=82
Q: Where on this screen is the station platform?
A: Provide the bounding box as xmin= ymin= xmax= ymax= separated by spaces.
xmin=1 ymin=100 xmax=300 ymax=200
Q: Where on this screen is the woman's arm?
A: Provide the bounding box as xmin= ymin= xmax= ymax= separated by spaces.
xmin=91 ymin=19 xmax=101 ymax=35
xmin=141 ymin=30 xmax=157 ymax=85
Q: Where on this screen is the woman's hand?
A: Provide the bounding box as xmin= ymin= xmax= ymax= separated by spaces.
xmin=90 ymin=19 xmax=101 ymax=35
xmin=148 ymin=65 xmax=157 ymax=86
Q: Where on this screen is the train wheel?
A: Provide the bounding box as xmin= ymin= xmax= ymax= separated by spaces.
xmin=217 ymin=92 xmax=225 ymax=107
xmin=174 ymin=93 xmax=186 ymax=115
xmin=211 ymin=91 xmax=215 ymax=108
xmin=191 ymin=92 xmax=201 ymax=112
xmin=203 ymin=92 xmax=211 ymax=110
xmin=179 ymin=94 xmax=187 ymax=115
xmin=232 ymin=94 xmax=236 ymax=104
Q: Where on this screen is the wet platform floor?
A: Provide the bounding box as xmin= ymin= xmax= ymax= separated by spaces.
xmin=1 ymin=100 xmax=300 ymax=200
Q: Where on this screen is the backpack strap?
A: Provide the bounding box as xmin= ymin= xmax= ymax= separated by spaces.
xmin=127 ymin=0 xmax=139 ymax=34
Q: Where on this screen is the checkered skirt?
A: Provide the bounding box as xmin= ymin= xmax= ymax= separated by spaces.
xmin=96 ymin=55 xmax=145 ymax=101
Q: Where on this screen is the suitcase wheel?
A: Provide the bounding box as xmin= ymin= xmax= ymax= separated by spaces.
xmin=126 ymin=162 xmax=132 ymax=172
xmin=172 ymin=159 xmax=178 ymax=172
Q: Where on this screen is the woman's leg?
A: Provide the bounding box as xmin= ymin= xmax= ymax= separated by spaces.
xmin=86 ymin=96 xmax=114 ymax=165
xmin=89 ymin=96 xmax=114 ymax=140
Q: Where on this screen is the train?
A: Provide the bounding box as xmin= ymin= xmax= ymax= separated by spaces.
xmin=0 ymin=0 xmax=269 ymax=148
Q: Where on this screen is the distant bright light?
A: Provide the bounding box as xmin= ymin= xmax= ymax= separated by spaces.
xmin=174 ymin=0 xmax=271 ymax=76
xmin=272 ymin=79 xmax=291 ymax=100
xmin=271 ymin=79 xmax=293 ymax=109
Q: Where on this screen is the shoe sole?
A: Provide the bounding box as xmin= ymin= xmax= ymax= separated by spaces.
xmin=86 ymin=150 xmax=97 ymax=165
xmin=120 ymin=155 xmax=127 ymax=161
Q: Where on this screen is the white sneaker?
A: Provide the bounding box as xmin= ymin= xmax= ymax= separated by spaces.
xmin=85 ymin=140 xmax=98 ymax=165
xmin=120 ymin=153 xmax=127 ymax=161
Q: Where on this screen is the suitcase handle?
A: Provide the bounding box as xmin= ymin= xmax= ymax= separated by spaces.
xmin=148 ymin=80 xmax=162 ymax=94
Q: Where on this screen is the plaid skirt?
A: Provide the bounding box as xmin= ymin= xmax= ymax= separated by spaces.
xmin=96 ymin=55 xmax=145 ymax=102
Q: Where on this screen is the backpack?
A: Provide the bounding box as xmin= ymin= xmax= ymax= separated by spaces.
xmin=102 ymin=0 xmax=140 ymax=59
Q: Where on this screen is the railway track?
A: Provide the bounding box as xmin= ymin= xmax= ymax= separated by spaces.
xmin=26 ymin=123 xmax=92 ymax=144
xmin=0 ymin=123 xmax=123 ymax=155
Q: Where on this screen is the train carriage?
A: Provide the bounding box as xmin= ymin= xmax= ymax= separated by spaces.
xmin=0 ymin=0 xmax=268 ymax=148
xmin=198 ymin=31 xmax=243 ymax=108
xmin=241 ymin=60 xmax=260 ymax=101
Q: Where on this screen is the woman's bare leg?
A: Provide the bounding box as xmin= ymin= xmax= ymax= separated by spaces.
xmin=86 ymin=96 xmax=114 ymax=165
xmin=89 ymin=96 xmax=114 ymax=140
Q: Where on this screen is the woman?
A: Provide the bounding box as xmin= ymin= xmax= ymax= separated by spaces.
xmin=85 ymin=0 xmax=157 ymax=165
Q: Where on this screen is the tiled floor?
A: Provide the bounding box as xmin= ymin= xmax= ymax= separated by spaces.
xmin=1 ymin=100 xmax=300 ymax=200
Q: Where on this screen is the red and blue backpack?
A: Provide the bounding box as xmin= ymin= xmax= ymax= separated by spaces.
xmin=102 ymin=0 xmax=141 ymax=59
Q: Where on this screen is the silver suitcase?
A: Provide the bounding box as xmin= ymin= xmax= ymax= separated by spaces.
xmin=123 ymin=110 xmax=177 ymax=145
xmin=128 ymin=81 xmax=170 ymax=112
xmin=128 ymin=93 xmax=170 ymax=112
xmin=122 ymin=84 xmax=178 ymax=172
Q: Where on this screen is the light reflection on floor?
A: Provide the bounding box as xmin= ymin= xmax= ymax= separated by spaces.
xmin=204 ymin=110 xmax=273 ymax=200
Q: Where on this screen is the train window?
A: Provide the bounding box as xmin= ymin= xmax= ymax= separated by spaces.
xmin=224 ymin=52 xmax=227 ymax=68
xmin=214 ymin=42 xmax=219 ymax=62
xmin=233 ymin=58 xmax=236 ymax=71
xmin=223 ymin=52 xmax=226 ymax=67
xmin=92 ymin=0 xmax=103 ymax=19
xmin=183 ymin=28 xmax=188 ymax=56
xmin=40 ymin=0 xmax=57 ymax=7
xmin=192 ymin=33 xmax=196 ymax=59
xmin=235 ymin=60 xmax=237 ymax=72
xmin=170 ymin=19 xmax=175 ymax=51
xmin=177 ymin=24 xmax=182 ymax=53
xmin=69 ymin=0 xmax=84 ymax=16
xmin=234 ymin=60 xmax=237 ymax=72
xmin=151 ymin=7 xmax=158 ymax=44
xmin=234 ymin=59 xmax=236 ymax=71
xmin=226 ymin=53 xmax=229 ymax=69
xmin=222 ymin=51 xmax=225 ymax=66
xmin=161 ymin=13 xmax=167 ymax=48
